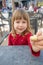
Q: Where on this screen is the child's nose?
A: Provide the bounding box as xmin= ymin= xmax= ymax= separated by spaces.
xmin=19 ymin=23 xmax=23 ymax=26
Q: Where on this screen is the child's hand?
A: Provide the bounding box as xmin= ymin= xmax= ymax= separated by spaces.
xmin=30 ymin=31 xmax=43 ymax=52
xmin=35 ymin=30 xmax=43 ymax=50
xmin=30 ymin=35 xmax=40 ymax=52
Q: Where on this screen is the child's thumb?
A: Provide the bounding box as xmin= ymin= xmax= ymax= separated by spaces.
xmin=36 ymin=30 xmax=42 ymax=36
xmin=36 ymin=28 xmax=43 ymax=36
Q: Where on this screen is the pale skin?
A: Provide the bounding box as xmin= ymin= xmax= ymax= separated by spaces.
xmin=14 ymin=19 xmax=27 ymax=35
xmin=14 ymin=19 xmax=43 ymax=52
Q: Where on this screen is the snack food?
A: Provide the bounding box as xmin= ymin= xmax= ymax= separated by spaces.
xmin=30 ymin=35 xmax=37 ymax=41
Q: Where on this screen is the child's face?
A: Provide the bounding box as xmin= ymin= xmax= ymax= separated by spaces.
xmin=14 ymin=19 xmax=27 ymax=34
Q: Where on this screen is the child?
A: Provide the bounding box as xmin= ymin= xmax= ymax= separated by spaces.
xmin=8 ymin=9 xmax=43 ymax=57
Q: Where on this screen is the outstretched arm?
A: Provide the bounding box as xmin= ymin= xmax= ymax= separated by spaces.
xmin=27 ymin=33 xmax=40 ymax=57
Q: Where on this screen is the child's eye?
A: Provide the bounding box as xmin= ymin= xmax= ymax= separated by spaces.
xmin=16 ymin=21 xmax=20 ymax=23
xmin=23 ymin=21 xmax=26 ymax=23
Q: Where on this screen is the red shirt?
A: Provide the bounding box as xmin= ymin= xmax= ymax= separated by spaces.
xmin=8 ymin=32 xmax=40 ymax=57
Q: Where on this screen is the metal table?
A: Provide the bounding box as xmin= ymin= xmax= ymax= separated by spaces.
xmin=0 ymin=46 xmax=43 ymax=65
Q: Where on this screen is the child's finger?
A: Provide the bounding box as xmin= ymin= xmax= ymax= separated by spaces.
xmin=34 ymin=41 xmax=43 ymax=46
xmin=36 ymin=45 xmax=43 ymax=50
xmin=36 ymin=28 xmax=43 ymax=36
xmin=37 ymin=36 xmax=43 ymax=40
xmin=36 ymin=31 xmax=42 ymax=36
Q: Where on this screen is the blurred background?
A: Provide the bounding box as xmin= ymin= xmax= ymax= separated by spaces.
xmin=0 ymin=0 xmax=43 ymax=45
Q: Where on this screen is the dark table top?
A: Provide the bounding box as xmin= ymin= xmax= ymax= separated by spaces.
xmin=0 ymin=46 xmax=43 ymax=65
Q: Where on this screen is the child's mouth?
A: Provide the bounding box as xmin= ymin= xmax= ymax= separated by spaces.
xmin=19 ymin=29 xmax=23 ymax=30
xmin=18 ymin=28 xmax=23 ymax=30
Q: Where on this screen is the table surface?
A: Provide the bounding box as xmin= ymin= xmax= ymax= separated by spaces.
xmin=0 ymin=46 xmax=43 ymax=65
